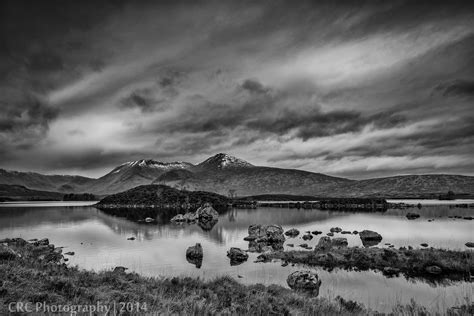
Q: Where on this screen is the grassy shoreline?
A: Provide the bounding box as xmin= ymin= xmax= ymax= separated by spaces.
xmin=1 ymin=238 xmax=472 ymax=315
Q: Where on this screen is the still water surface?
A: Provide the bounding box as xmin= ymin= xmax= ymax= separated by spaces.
xmin=0 ymin=201 xmax=472 ymax=313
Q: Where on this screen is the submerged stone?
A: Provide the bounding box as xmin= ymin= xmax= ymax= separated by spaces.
xmin=406 ymin=213 xmax=420 ymax=220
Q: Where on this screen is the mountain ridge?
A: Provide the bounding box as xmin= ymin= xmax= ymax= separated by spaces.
xmin=1 ymin=154 xmax=473 ymax=197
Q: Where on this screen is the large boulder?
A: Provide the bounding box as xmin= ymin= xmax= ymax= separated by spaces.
xmin=285 ymin=228 xmax=300 ymax=237
xmin=196 ymin=203 xmax=219 ymax=222
xmin=246 ymin=224 xmax=285 ymax=253
xmin=286 ymin=270 xmax=322 ymax=296
xmin=330 ymin=227 xmax=342 ymax=233
xmin=359 ymin=230 xmax=382 ymax=247
xmin=227 ymin=247 xmax=249 ymax=266
xmin=465 ymin=242 xmax=474 ymax=248
xmin=186 ymin=243 xmax=203 ymax=268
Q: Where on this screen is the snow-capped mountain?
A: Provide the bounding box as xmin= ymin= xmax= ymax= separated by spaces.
xmin=197 ymin=153 xmax=253 ymax=170
xmin=109 ymin=159 xmax=193 ymax=174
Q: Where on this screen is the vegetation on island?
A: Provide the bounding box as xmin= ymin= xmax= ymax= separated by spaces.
xmin=96 ymin=185 xmax=231 ymax=213
xmin=63 ymin=193 xmax=97 ymax=201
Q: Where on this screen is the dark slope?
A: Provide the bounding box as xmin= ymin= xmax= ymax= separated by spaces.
xmin=155 ymin=166 xmax=351 ymax=196
xmin=0 ymin=184 xmax=64 ymax=201
xmin=333 ymin=174 xmax=474 ymax=198
xmin=0 ymin=169 xmax=94 ymax=193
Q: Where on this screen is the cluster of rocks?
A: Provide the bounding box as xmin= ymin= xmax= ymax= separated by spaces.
xmin=244 ymin=224 xmax=286 ymax=253
xmin=283 ymin=225 xmax=380 ymax=249
xmin=171 ymin=203 xmax=219 ymax=231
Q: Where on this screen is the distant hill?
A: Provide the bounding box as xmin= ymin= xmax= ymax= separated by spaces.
xmin=1 ymin=154 xmax=473 ymax=198
xmin=0 ymin=169 xmax=94 ymax=193
xmin=0 ymin=184 xmax=64 ymax=201
xmin=332 ymin=174 xmax=474 ymax=198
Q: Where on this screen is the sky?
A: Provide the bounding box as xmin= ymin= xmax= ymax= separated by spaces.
xmin=0 ymin=0 xmax=473 ymax=179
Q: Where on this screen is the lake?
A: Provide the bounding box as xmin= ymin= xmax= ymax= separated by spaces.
xmin=0 ymin=200 xmax=472 ymax=313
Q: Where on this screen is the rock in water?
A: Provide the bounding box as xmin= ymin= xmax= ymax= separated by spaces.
xmin=330 ymin=227 xmax=342 ymax=233
xmin=302 ymin=234 xmax=313 ymax=241
xmin=196 ymin=203 xmax=219 ymax=222
xmin=285 ymin=228 xmax=300 ymax=237
xmin=287 ymin=270 xmax=322 ymax=296
xmin=246 ymin=224 xmax=285 ymax=253
xmin=465 ymin=242 xmax=474 ymax=248
xmin=227 ymin=247 xmax=249 ymax=265
xmin=406 ymin=213 xmax=420 ymax=220
xmin=359 ymin=230 xmax=383 ymax=247
xmin=186 ymin=243 xmax=203 ymax=268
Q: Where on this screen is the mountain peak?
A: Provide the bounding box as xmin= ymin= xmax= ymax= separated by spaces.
xmin=108 ymin=159 xmax=192 ymax=174
xmin=198 ymin=153 xmax=253 ymax=169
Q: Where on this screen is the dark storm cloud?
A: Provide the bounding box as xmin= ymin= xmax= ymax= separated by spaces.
xmin=434 ymin=79 xmax=474 ymax=97
xmin=0 ymin=95 xmax=58 ymax=149
xmin=0 ymin=0 xmax=122 ymax=155
xmin=1 ymin=0 xmax=473 ymax=177
xmin=146 ymin=79 xmax=407 ymax=141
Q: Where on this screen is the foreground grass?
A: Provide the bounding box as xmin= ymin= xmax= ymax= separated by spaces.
xmin=0 ymin=238 xmax=472 ymax=315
